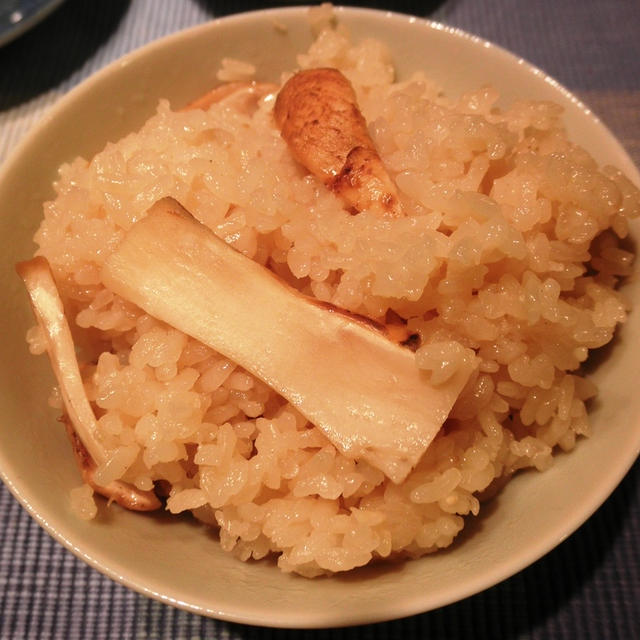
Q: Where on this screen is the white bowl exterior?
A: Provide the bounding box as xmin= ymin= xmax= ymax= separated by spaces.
xmin=1 ymin=6 xmax=639 ymax=628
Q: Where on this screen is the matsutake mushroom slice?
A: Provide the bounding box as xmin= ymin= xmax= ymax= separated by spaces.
xmin=102 ymin=198 xmax=475 ymax=484
xmin=60 ymin=416 xmax=161 ymax=512
xmin=16 ymin=257 xmax=161 ymax=512
xmin=274 ymin=67 xmax=403 ymax=216
xmin=182 ymin=80 xmax=278 ymax=113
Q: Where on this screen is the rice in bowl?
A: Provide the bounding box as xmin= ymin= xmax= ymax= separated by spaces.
xmin=19 ymin=11 xmax=640 ymax=578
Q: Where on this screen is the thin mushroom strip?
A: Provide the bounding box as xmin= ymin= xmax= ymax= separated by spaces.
xmin=61 ymin=416 xmax=161 ymax=511
xmin=274 ymin=67 xmax=403 ymax=216
xmin=182 ymin=81 xmax=278 ymax=113
xmin=16 ymin=257 xmax=160 ymax=512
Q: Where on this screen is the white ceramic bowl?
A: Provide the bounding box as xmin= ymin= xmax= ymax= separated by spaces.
xmin=1 ymin=6 xmax=639 ymax=629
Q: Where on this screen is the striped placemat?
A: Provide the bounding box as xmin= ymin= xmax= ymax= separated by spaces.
xmin=1 ymin=0 xmax=638 ymax=637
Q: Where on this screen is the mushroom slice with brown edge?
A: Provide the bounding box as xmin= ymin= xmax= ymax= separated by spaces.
xmin=102 ymin=198 xmax=475 ymax=484
xmin=16 ymin=257 xmax=161 ymax=511
xmin=274 ymin=68 xmax=403 ymax=217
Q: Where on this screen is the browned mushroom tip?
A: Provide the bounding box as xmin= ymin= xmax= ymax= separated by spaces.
xmin=60 ymin=415 xmax=162 ymax=512
xmin=274 ymin=68 xmax=350 ymax=123
xmin=274 ymin=67 xmax=403 ymax=217
xmin=273 ymin=68 xmax=370 ymax=168
xmin=15 ymin=255 xmax=47 ymax=278
xmin=328 ymin=145 xmax=404 ymax=217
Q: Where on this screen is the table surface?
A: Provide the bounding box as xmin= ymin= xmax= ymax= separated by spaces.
xmin=1 ymin=1 xmax=639 ymax=638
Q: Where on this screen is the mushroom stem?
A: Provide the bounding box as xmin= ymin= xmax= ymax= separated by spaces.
xmin=17 ymin=257 xmax=107 ymax=465
xmin=274 ymin=68 xmax=403 ymax=216
xmin=16 ymin=257 xmax=161 ymax=512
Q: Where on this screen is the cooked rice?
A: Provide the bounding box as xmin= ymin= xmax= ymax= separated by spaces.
xmin=30 ymin=18 xmax=640 ymax=577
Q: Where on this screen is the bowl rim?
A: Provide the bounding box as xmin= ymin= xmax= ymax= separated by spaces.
xmin=1 ymin=4 xmax=639 ymax=629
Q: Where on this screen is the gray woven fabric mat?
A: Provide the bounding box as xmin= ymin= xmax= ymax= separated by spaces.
xmin=1 ymin=0 xmax=638 ymax=637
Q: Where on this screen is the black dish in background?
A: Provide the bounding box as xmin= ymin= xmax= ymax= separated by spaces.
xmin=0 ymin=0 xmax=130 ymax=109
xmin=0 ymin=0 xmax=65 ymax=47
